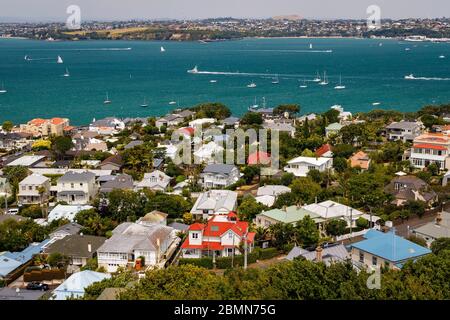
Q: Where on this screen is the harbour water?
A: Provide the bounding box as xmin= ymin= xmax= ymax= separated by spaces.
xmin=0 ymin=37 xmax=449 ymax=125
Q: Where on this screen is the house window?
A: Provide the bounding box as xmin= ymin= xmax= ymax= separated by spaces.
xmin=192 ymin=233 xmax=198 ymax=239
xmin=359 ymin=252 xmax=364 ymax=263
xmin=228 ymin=232 xmax=233 ymax=239
xmin=71 ymin=183 xmax=74 ymax=188
xmin=372 ymin=256 xmax=378 ymax=266
xmin=28 ymin=186 xmax=32 ymax=191
xmin=80 ymin=183 xmax=83 ymax=187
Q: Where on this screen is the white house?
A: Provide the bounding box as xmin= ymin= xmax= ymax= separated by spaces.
xmin=97 ymin=222 xmax=178 ymax=273
xmin=255 ymin=185 xmax=291 ymax=207
xmin=189 ymin=118 xmax=215 ymax=128
xmin=190 ymin=190 xmax=238 ymax=219
xmin=386 ymin=121 xmax=422 ymax=143
xmin=52 ymin=270 xmax=110 ymax=300
xmin=17 ymin=174 xmax=50 ymax=205
xmin=56 ymin=171 xmax=98 ymax=205
xmin=201 ymin=164 xmax=240 ymax=189
xmin=135 ymin=170 xmax=172 ymax=192
xmin=89 ymin=117 xmax=125 ymax=135
xmin=284 ymin=156 xmax=333 ymax=177
xmin=47 ymin=204 xmax=94 ymax=223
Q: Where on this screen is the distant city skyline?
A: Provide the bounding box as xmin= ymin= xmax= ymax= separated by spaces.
xmin=0 ymin=0 xmax=449 ymax=22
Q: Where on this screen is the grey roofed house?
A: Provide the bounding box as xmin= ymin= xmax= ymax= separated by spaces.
xmin=203 ymin=164 xmax=237 ymax=175
xmin=49 ymin=222 xmax=82 ymax=239
xmin=97 ymin=222 xmax=174 ymax=253
xmin=90 ymin=117 xmax=122 ymax=128
xmin=412 ymin=211 xmax=450 ymax=241
xmin=286 ymin=244 xmax=350 ymax=266
xmin=222 ymin=116 xmax=240 ymax=126
xmin=136 ymin=210 xmax=168 ymax=225
xmin=263 ymin=122 xmax=296 ymax=135
xmin=100 ymin=174 xmax=134 ymax=193
xmin=257 ymin=185 xmax=291 ymax=197
xmin=44 ymin=234 xmax=106 ymax=259
xmin=124 ymin=140 xmax=144 ymax=150
xmin=136 ymin=170 xmax=172 ymax=191
xmin=168 ymin=222 xmax=190 ymax=232
xmin=153 ymin=158 xmax=164 ymax=169
xmin=58 ymin=171 xmax=96 ymax=183
xmin=190 ymin=190 xmax=238 ymax=216
xmin=384 ymin=175 xmax=437 ymax=205
xmin=175 ymin=109 xmax=196 ymax=118
xmin=0 ymin=287 xmax=46 ymax=300
xmin=386 ymin=121 xmax=420 ymax=130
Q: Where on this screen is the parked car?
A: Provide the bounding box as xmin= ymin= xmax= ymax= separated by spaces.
xmin=26 ymin=282 xmax=49 ymax=291
xmin=7 ymin=208 xmax=19 ymax=215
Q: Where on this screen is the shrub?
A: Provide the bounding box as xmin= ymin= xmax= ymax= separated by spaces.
xmin=215 ymin=252 xmax=259 ymax=269
xmin=178 ymin=257 xmax=213 ymax=269
xmin=258 ymin=247 xmax=279 ymax=260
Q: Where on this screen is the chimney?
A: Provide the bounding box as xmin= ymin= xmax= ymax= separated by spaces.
xmin=316 ymin=246 xmax=323 ymax=262
xmin=282 ymin=206 xmax=287 ymax=212
xmin=88 ymin=242 xmax=92 ymax=253
xmin=436 ymin=212 xmax=442 ymax=226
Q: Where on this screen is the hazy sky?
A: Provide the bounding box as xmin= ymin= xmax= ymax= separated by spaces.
xmin=0 ymin=0 xmax=449 ymax=21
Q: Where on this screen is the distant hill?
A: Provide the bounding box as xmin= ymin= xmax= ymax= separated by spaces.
xmin=272 ymin=15 xmax=303 ymax=21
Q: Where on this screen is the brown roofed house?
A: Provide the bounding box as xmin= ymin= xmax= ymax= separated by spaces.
xmin=384 ymin=175 xmax=438 ymax=207
xmin=100 ymin=154 xmax=123 ymax=172
xmin=350 ymin=151 xmax=371 ymax=170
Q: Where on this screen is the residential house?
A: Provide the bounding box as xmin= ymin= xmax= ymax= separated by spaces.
xmin=136 ymin=170 xmax=172 ymax=192
xmin=303 ymin=200 xmax=377 ymax=228
xmin=409 ymin=133 xmax=450 ymax=170
xmin=443 ymin=171 xmax=450 ymax=186
xmin=284 ymin=156 xmax=333 ymax=177
xmin=348 ymin=229 xmax=431 ymax=270
xmin=331 ymin=105 xmax=352 ymax=121
xmin=100 ymin=155 xmax=123 ymax=172
xmin=17 ymin=174 xmax=50 ymax=205
xmin=52 ymin=270 xmax=111 ymax=300
xmin=255 ymin=185 xmax=291 ymax=207
xmin=48 ymin=204 xmax=93 ymax=223
xmin=412 ymin=211 xmax=450 ymax=247
xmin=48 ymin=222 xmax=82 ymax=242
xmin=201 ymin=164 xmax=240 ymax=189
xmin=325 ymin=123 xmax=343 ymax=138
xmin=190 ymin=190 xmax=238 ymax=219
xmin=384 ymin=175 xmax=438 ymax=207
xmin=247 ymin=151 xmax=271 ymax=165
xmin=386 ymin=121 xmax=422 ymax=142
xmin=136 ymin=211 xmax=168 ymax=226
xmin=5 ymin=155 xmax=46 ymax=168
xmin=222 ymin=116 xmax=240 ymax=128
xmin=315 ymin=144 xmax=333 ymax=158
xmin=193 ymin=141 xmax=224 ymax=164
xmin=286 ymin=244 xmax=350 ymax=266
xmin=19 ymin=117 xmax=70 ymax=137
xmin=254 ymin=205 xmax=324 ymax=228
xmin=99 ymin=174 xmax=134 ymax=194
xmin=89 ymin=118 xmax=125 ymax=135
xmin=350 ymin=151 xmax=371 ymax=170
xmin=44 ymin=235 xmax=106 ymax=271
xmin=181 ymin=212 xmax=255 ymax=259
xmin=156 ymin=114 xmax=185 ymax=129
xmin=0 ymin=132 xmax=32 ymax=151
xmin=296 ymin=113 xmax=317 ymax=124
xmin=263 ymin=121 xmax=296 ymax=138
xmin=124 ymin=140 xmax=143 ymax=150
xmin=189 ymin=118 xmax=215 ymax=128
xmin=97 ymin=222 xmax=178 ymax=273
xmin=56 ymin=171 xmax=98 ymax=205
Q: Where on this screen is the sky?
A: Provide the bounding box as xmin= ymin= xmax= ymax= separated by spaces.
xmin=0 ymin=0 xmax=449 ymax=22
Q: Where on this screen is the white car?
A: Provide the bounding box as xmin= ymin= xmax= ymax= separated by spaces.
xmin=7 ymin=208 xmax=19 ymax=215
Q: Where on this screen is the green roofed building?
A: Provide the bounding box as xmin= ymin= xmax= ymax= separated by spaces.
xmin=254 ymin=205 xmax=325 ymax=228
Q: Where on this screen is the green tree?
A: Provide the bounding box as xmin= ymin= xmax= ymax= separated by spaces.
xmin=273 ymin=104 xmax=300 ymax=117
xmin=52 ymin=136 xmax=74 ymax=159
xmin=295 ymin=216 xmax=320 ymax=247
xmin=333 ymin=157 xmax=348 ymax=173
xmin=325 ymin=219 xmax=347 ymax=237
xmin=240 ymin=112 xmax=263 ymax=125
xmin=430 ymin=238 xmax=450 ymax=255
xmin=2 ymin=120 xmax=13 ymax=132
xmin=238 ymin=196 xmax=267 ymax=221
xmin=290 ymin=178 xmax=322 ymax=204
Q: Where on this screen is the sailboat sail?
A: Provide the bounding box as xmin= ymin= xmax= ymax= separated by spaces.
xmin=57 ymin=56 xmax=63 ymax=64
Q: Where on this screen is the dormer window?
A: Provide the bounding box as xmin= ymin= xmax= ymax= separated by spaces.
xmin=192 ymin=232 xmax=199 ymax=239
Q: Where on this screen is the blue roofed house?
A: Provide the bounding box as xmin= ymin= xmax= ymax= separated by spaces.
xmin=0 ymin=240 xmax=50 ymax=284
xmin=348 ymin=229 xmax=431 ymax=270
xmin=52 ymin=270 xmax=111 ymax=300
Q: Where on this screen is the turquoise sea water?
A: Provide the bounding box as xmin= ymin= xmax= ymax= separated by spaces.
xmin=0 ymin=37 xmax=450 ymax=125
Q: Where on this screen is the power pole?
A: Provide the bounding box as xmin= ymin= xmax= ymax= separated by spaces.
xmin=349 ymin=208 xmax=353 ymax=243
xmin=244 ymin=232 xmax=248 ymax=270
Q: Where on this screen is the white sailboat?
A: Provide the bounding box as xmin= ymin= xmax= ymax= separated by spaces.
xmin=160 ymin=46 xmax=166 ymax=53
xmin=404 ymin=74 xmax=415 ymax=80
xmin=0 ymin=83 xmax=7 ymax=94
xmin=169 ymin=101 xmax=177 ymax=105
xmin=334 ymin=75 xmax=346 ymax=90
xmin=272 ymin=75 xmax=279 ymax=84
xmin=299 ymin=79 xmax=308 ymax=88
xmin=104 ymin=92 xmax=112 ymax=104
xmin=309 ymin=43 xmax=313 ymax=49
xmin=57 ymin=56 xmax=64 ymax=64
xmin=313 ymin=71 xmax=321 ymax=82
xmin=63 ymin=68 xmax=70 ymax=77
xmin=210 ymin=80 xmax=218 ymax=83
xmin=319 ymin=71 xmax=329 ymax=85
xmin=247 ymin=81 xmax=257 ymax=88
xmin=140 ymin=97 xmax=149 ymax=108
xmin=249 ymin=97 xmax=259 ymax=110
xmin=439 ymin=55 xmax=446 ymax=59
xmin=188 ymin=66 xmax=199 ymax=74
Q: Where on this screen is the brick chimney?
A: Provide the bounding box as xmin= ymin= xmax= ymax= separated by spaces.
xmin=436 ymin=212 xmax=442 ymax=225
xmin=316 ymin=246 xmax=323 ymax=262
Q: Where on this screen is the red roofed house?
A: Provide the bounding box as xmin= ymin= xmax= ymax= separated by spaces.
xmin=176 ymin=127 xmax=195 ymax=140
xmin=315 ymin=144 xmax=333 ymax=158
xmin=247 ymin=151 xmax=271 ymax=165
xmin=181 ymin=212 xmax=256 ymax=259
xmin=410 ymin=133 xmax=450 ymax=170
xmin=19 ymin=118 xmax=70 ymax=137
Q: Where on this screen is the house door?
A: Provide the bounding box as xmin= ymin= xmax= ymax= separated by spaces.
xmin=71 ymin=195 xmax=75 ymax=202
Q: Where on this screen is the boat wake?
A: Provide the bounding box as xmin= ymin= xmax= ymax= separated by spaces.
xmin=188 ymin=66 xmax=311 ymax=79
xmin=405 ymin=75 xmax=450 ymax=81
xmin=239 ymin=49 xmax=333 ymax=53
xmin=29 ymin=48 xmax=132 ymax=52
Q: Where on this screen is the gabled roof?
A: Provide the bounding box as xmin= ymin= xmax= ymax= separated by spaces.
xmin=19 ymin=173 xmax=49 ymax=185
xmin=100 ymin=154 xmax=123 ymax=167
xmin=287 ymin=156 xmax=331 ymax=166
xmin=203 ymin=164 xmax=237 ymax=175
xmin=248 ymin=151 xmax=271 ymax=165
xmin=45 ymin=235 xmax=106 ymax=258
xmin=58 ymin=171 xmax=96 ymax=183
xmin=350 ymin=230 xmax=431 ymax=263
xmin=258 ymin=206 xmax=323 ymax=224
xmin=315 ymin=144 xmax=332 ymax=157
xmin=53 ymin=271 xmax=111 ymax=300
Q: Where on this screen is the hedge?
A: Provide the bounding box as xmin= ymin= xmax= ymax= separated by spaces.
xmin=179 ymin=257 xmax=214 ymax=269
xmin=258 ymin=247 xmax=279 ymax=260
xmin=215 ymin=252 xmax=259 ymax=269
xmin=23 ymin=269 xmax=65 ymax=282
